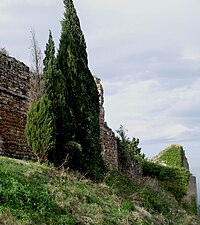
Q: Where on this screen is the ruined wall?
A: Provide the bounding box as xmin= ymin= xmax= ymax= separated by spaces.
xmin=0 ymin=55 xmax=141 ymax=177
xmin=153 ymin=144 xmax=198 ymax=213
xmin=0 ymin=55 xmax=119 ymax=167
xmin=183 ymin=154 xmax=198 ymax=213
xmin=120 ymin=160 xmax=143 ymax=180
xmin=94 ymin=76 xmax=118 ymax=170
xmin=0 ymin=56 xmax=119 ymax=167
xmin=94 ymin=76 xmax=143 ymax=178
xmin=0 ymin=54 xmax=34 ymax=159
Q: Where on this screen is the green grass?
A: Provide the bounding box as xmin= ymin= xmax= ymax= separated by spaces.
xmin=0 ymin=156 xmax=199 ymax=225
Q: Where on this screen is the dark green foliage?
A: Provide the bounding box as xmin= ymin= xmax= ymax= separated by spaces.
xmin=55 ymin=0 xmax=106 ymax=178
xmin=43 ymin=31 xmax=59 ymax=98
xmin=64 ymin=141 xmax=82 ymax=169
xmin=116 ymin=125 xmax=144 ymax=169
xmin=25 ymin=95 xmax=55 ymax=162
xmin=142 ymin=159 xmax=190 ymax=201
xmin=43 ymin=31 xmax=71 ymax=164
xmin=156 ymin=144 xmax=184 ymax=167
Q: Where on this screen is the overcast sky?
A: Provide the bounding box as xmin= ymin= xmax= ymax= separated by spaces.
xmin=1 ymin=0 xmax=200 ymax=194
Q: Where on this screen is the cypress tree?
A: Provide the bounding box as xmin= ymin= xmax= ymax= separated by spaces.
xmin=57 ymin=0 xmax=106 ymax=178
xmin=43 ymin=31 xmax=72 ymax=163
xmin=25 ymin=32 xmax=57 ymax=163
xmin=25 ymin=95 xmax=55 ymax=163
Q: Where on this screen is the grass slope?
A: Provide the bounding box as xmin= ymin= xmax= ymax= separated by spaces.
xmin=0 ymin=156 xmax=199 ymax=225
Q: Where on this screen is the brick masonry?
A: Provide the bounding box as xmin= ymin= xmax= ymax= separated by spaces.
xmin=0 ymin=54 xmax=35 ymax=159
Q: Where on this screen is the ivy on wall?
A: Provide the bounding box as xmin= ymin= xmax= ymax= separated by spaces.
xmin=155 ymin=145 xmax=185 ymax=168
xmin=142 ymin=159 xmax=190 ymax=201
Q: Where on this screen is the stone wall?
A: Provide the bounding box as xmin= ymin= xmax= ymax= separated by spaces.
xmin=0 ymin=56 xmax=120 ymax=167
xmin=120 ymin=160 xmax=143 ymax=180
xmin=182 ymin=154 xmax=198 ymax=213
xmin=0 ymin=55 xmax=142 ymax=178
xmin=0 ymin=54 xmax=34 ymax=159
xmin=0 ymin=55 xmax=120 ymax=167
xmin=94 ymin=76 xmax=118 ymax=170
xmin=94 ymin=76 xmax=143 ymax=178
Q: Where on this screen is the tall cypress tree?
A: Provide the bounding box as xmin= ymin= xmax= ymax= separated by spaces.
xmin=43 ymin=31 xmax=70 ymax=163
xmin=57 ymin=0 xmax=106 ymax=178
xmin=43 ymin=31 xmax=56 ymax=99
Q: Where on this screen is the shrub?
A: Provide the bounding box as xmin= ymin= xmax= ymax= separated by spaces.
xmin=25 ymin=95 xmax=55 ymax=163
xmin=62 ymin=141 xmax=82 ymax=169
xmin=142 ymin=159 xmax=190 ymax=201
xmin=116 ymin=125 xmax=144 ymax=169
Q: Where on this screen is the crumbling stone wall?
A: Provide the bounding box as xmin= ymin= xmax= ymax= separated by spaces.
xmin=94 ymin=76 xmax=118 ymax=170
xmin=0 ymin=54 xmax=34 ymax=159
xmin=94 ymin=76 xmax=143 ymax=178
xmin=182 ymin=154 xmax=198 ymax=213
xmin=120 ymin=160 xmax=143 ymax=180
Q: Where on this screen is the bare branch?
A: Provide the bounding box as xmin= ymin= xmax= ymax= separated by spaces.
xmin=29 ymin=28 xmax=44 ymax=102
xmin=0 ymin=47 xmax=9 ymax=56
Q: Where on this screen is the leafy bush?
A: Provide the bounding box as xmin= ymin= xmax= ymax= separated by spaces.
xmin=25 ymin=95 xmax=55 ymax=162
xmin=191 ymin=196 xmax=198 ymax=214
xmin=116 ymin=125 xmax=144 ymax=169
xmin=142 ymin=159 xmax=190 ymax=200
xmin=61 ymin=141 xmax=82 ymax=169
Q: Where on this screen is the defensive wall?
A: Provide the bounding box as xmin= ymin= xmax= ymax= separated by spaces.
xmin=0 ymin=54 xmax=120 ymax=170
xmin=0 ymin=54 xmax=34 ymax=159
xmin=1 ymin=55 xmax=196 ymax=207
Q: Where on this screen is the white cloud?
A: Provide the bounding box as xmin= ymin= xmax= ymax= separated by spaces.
xmin=104 ymin=76 xmax=200 ymax=147
xmin=182 ymin=47 xmax=200 ymax=61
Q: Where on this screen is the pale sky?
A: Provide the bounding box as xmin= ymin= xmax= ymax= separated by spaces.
xmin=1 ymin=0 xmax=200 ymax=198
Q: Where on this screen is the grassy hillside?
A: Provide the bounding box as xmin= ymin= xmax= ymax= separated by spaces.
xmin=0 ymin=156 xmax=199 ymax=225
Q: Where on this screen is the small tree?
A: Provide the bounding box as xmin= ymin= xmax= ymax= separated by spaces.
xmin=116 ymin=125 xmax=145 ymax=168
xmin=25 ymin=95 xmax=55 ymax=163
